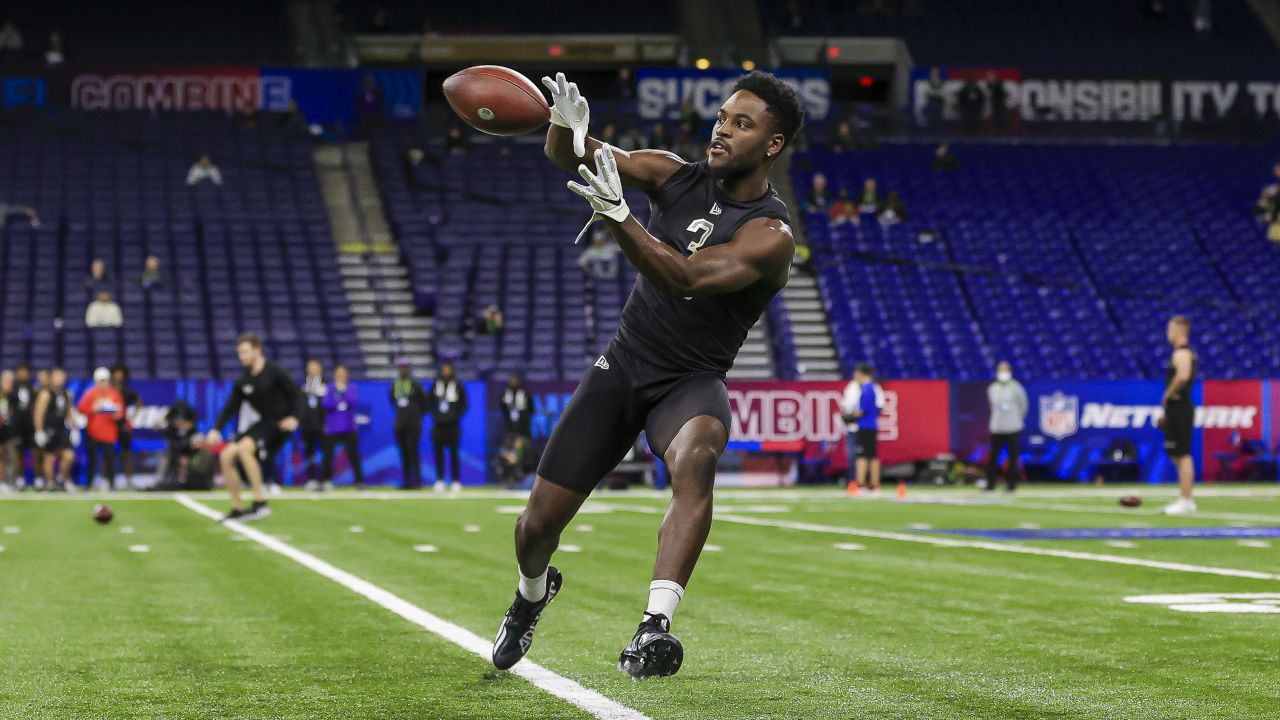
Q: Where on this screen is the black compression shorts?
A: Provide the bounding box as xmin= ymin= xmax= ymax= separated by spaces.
xmin=237 ymin=421 xmax=289 ymax=463
xmin=536 ymin=343 xmax=732 ymax=495
xmin=1163 ymin=403 xmax=1193 ymax=457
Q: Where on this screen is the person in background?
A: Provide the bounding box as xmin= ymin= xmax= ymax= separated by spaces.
xmin=500 ymin=373 xmax=533 ymax=441
xmin=839 ymin=370 xmax=864 ymax=492
xmin=139 ymin=255 xmax=164 ymax=291
xmin=299 ymin=358 xmax=327 ymax=490
xmin=0 ymin=370 xmax=12 ymax=493
xmin=599 ymin=123 xmax=618 ymax=146
xmin=0 ymin=202 xmax=39 ymax=227
xmin=827 ymin=188 xmax=857 ymax=226
xmin=322 ymin=364 xmax=364 ymax=489
xmin=803 ymin=172 xmax=830 ymax=214
xmin=478 ymin=305 xmax=504 ymax=335
xmin=858 ymin=178 xmax=880 ymax=215
xmin=493 ymin=433 xmax=529 ymax=490
xmin=830 ymin=121 xmax=856 ymax=153
xmin=85 ymin=290 xmax=123 ymax=328
xmin=958 ymin=77 xmax=984 ymax=135
xmin=78 ymin=367 xmax=125 ymax=491
xmin=43 ymin=30 xmax=64 ymax=66
xmin=85 ymin=258 xmax=111 ymax=296
xmin=1161 ymin=315 xmax=1198 ymax=515
xmin=932 ymin=143 xmax=961 ymax=172
xmin=922 ymin=66 xmax=946 ymax=129
xmin=428 ymin=361 xmax=467 ymax=492
xmin=391 ymin=360 xmax=428 ymax=489
xmin=277 ymin=99 xmax=310 ymax=135
xmin=877 ymin=190 xmax=907 ymax=228
xmin=0 ymin=19 xmax=23 ymax=58
xmin=617 ymin=126 xmax=646 ymax=152
xmin=446 ymin=125 xmax=469 ymax=156
xmin=984 ymin=72 xmax=1008 ymax=133
xmin=6 ymin=364 xmax=36 ymax=489
xmin=578 ymin=228 xmax=620 ymax=279
xmin=649 ymin=123 xmax=669 ymax=151
xmin=158 ymin=399 xmax=198 ymax=489
xmin=111 ymin=365 xmax=142 ymax=490
xmin=985 ymin=361 xmax=1028 ymax=492
xmin=849 ymin=364 xmax=885 ymax=493
xmin=33 ymin=368 xmax=76 ymax=492
xmin=185 ymin=154 xmax=223 ymax=186
xmin=206 ymin=333 xmax=303 ymax=522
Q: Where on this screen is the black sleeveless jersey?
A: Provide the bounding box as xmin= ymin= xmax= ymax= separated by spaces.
xmin=1165 ymin=345 xmax=1197 ymax=407
xmin=612 ymin=161 xmax=792 ymax=375
xmin=41 ymin=388 xmax=71 ymax=430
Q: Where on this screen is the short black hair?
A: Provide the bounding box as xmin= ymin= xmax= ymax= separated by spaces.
xmin=732 ymin=71 xmax=804 ymax=151
xmin=237 ymin=332 xmax=262 ymax=349
xmin=855 ymin=363 xmax=875 ymax=378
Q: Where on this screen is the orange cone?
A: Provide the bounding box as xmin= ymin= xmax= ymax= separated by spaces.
xmin=896 ymin=480 xmax=908 ymax=500
xmin=846 ymin=481 xmax=860 ymax=497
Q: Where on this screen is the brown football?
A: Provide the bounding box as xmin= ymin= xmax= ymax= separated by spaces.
xmin=93 ymin=503 xmax=114 ymax=524
xmin=1119 ymin=495 xmax=1142 ymax=508
xmin=442 ymin=65 xmax=550 ymax=136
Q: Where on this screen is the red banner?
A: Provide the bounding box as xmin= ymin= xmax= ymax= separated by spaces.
xmin=725 ymin=380 xmax=951 ymax=466
xmin=1201 ymin=380 xmax=1265 ymax=481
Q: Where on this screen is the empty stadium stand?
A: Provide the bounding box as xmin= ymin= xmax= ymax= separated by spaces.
xmin=763 ymin=0 xmax=1280 ymax=76
xmin=796 ymin=141 xmax=1280 ymax=381
xmin=0 ymin=111 xmax=364 ymax=379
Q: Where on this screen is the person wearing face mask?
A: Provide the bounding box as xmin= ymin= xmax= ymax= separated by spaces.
xmin=390 ymin=360 xmax=429 ymax=489
xmin=321 ymin=364 xmax=364 ymax=489
xmin=428 ymin=362 xmax=468 ymax=492
xmin=986 ymin=361 xmax=1028 ymax=492
xmin=299 ymin=359 xmax=327 ymax=490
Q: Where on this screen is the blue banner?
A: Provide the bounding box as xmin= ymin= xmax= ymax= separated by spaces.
xmin=261 ymin=67 xmax=422 ymax=125
xmin=635 ymin=66 xmax=830 ymax=123
xmin=56 ymin=378 xmax=487 ymax=486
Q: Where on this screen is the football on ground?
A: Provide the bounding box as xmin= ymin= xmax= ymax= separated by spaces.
xmin=443 ymin=65 xmax=550 ymax=136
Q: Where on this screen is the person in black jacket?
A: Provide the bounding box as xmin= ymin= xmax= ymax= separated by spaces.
xmin=390 ymin=360 xmax=429 ymax=489
xmin=206 ymin=334 xmax=304 ymax=522
xmin=497 ymin=373 xmax=534 ymax=489
xmin=428 ymin=362 xmax=467 ymax=492
xmin=155 ymin=399 xmax=197 ymax=490
xmin=500 ymin=373 xmax=533 ymax=439
xmin=299 ymin=358 xmax=327 ymax=490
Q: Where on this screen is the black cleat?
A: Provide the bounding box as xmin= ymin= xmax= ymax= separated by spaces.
xmin=242 ymin=500 xmax=271 ymax=521
xmin=492 ymin=567 xmax=563 ymax=670
xmin=220 ymin=508 xmax=250 ymax=523
xmin=618 ymin=613 xmax=683 ymax=680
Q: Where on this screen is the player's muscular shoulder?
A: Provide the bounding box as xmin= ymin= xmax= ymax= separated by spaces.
xmin=730 ymin=216 xmax=794 ymax=285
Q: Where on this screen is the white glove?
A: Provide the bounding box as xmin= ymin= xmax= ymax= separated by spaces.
xmin=35 ymin=430 xmax=48 ymax=448
xmin=567 ymin=145 xmax=630 ymax=244
xmin=541 ymin=72 xmax=590 ymax=158
xmin=70 ymin=427 xmax=81 ymax=447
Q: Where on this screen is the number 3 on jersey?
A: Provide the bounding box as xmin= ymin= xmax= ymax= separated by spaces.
xmin=685 ymin=219 xmax=714 ymax=255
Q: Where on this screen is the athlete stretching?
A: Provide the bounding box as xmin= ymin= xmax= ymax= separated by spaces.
xmin=492 ymin=71 xmax=801 ymax=679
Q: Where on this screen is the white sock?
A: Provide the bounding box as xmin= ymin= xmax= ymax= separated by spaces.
xmin=518 ymin=568 xmax=548 ymax=603
xmin=644 ymin=580 xmax=684 ymax=622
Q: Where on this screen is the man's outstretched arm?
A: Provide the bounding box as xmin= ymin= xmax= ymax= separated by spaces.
xmin=541 ymin=72 xmax=683 ymax=193
xmin=603 ymin=215 xmax=793 ymax=297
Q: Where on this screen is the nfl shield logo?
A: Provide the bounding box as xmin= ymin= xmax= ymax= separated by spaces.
xmin=1039 ymin=392 xmax=1079 ymax=440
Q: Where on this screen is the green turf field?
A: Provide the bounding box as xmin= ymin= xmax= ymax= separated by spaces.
xmin=3 ymin=485 xmax=1279 ymax=719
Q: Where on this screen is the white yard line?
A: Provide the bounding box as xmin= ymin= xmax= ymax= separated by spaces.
xmin=697 ymin=512 xmax=1280 ymax=582
xmin=173 ymin=495 xmax=649 ymax=720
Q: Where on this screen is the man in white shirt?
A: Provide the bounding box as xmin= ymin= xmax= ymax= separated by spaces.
xmin=185 ymin=155 xmax=223 ymax=186
xmin=85 ymin=290 xmax=123 ymax=328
